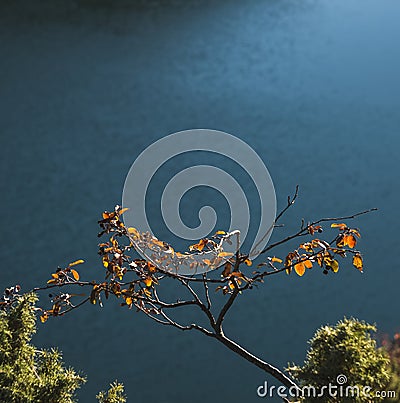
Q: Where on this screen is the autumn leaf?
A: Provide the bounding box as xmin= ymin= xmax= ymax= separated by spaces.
xmin=344 ymin=234 xmax=357 ymax=248
xmin=215 ymin=230 xmax=226 ymax=235
xmin=71 ymin=269 xmax=80 ymax=281
xmin=189 ymin=238 xmax=208 ymax=252
xmin=303 ymin=259 xmax=313 ymax=269
xmin=244 ymin=258 xmax=252 ymax=266
xmin=218 ymin=251 xmax=233 ymax=258
xmin=90 ymin=285 xmax=99 ymax=305
xmin=128 ymin=227 xmax=140 ymax=238
xmin=143 ymin=277 xmax=153 ymax=287
xmin=40 ymin=312 xmax=49 ymax=323
xmin=353 ymin=253 xmax=363 ymax=272
xmin=331 ymin=223 xmax=348 ymax=230
xmin=147 ymin=262 xmax=157 ymax=273
xmin=350 ymin=228 xmax=361 ymax=238
xmin=47 ymin=279 xmax=57 ymax=284
xmin=69 ymin=259 xmax=84 ymax=267
xmin=221 ymin=262 xmax=232 ymax=277
xmin=118 ymin=207 xmax=129 ymax=215
xmin=271 ymin=256 xmax=283 ymax=263
xmin=294 ymin=262 xmax=306 ymax=276
xmin=125 ymin=296 xmax=133 ymax=306
xmin=327 ymin=258 xmax=339 ymax=273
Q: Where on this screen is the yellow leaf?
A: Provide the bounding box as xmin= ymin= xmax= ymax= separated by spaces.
xmin=125 ymin=297 xmax=133 ymax=306
xmin=71 ymin=269 xmax=80 ymax=281
xmin=51 ymin=273 xmax=58 ymax=279
xmin=353 ymin=253 xmax=363 ymax=272
xmin=127 ymin=227 xmax=140 ymax=240
xmin=329 ymin=259 xmax=339 ymax=273
xmin=215 ymin=230 xmax=226 ymax=235
xmin=271 ymin=256 xmax=282 ymax=263
xmin=336 ymin=235 xmax=346 ymax=248
xmin=244 ymin=258 xmax=252 ymax=266
xmin=40 ymin=313 xmax=48 ymax=323
xmin=47 ymin=279 xmax=57 ymax=284
xmin=69 ymin=259 xmax=84 ymax=267
xmin=143 ymin=277 xmax=153 ymax=287
xmin=118 ymin=207 xmax=129 ymax=215
xmin=331 ymin=223 xmax=347 ymax=230
xmin=151 ymin=239 xmax=165 ymax=247
xmin=218 ymin=251 xmax=233 ymax=258
xmin=294 ymin=262 xmax=306 ymax=276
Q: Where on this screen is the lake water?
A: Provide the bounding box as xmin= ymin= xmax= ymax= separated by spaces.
xmin=1 ymin=1 xmax=399 ymax=401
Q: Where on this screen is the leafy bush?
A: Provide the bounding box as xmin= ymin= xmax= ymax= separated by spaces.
xmin=0 ymin=292 xmax=126 ymax=403
xmin=97 ymin=381 xmax=127 ymax=403
xmin=0 ymin=293 xmax=85 ymax=402
xmin=288 ymin=318 xmax=392 ymax=403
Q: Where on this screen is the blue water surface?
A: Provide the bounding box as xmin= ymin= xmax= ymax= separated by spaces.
xmin=0 ymin=1 xmax=399 ymax=401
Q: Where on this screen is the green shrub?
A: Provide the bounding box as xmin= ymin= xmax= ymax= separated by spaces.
xmin=0 ymin=292 xmax=126 ymax=403
xmin=0 ymin=293 xmax=85 ymax=402
xmin=288 ymin=318 xmax=392 ymax=402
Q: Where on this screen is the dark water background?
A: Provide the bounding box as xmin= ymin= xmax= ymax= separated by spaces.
xmin=1 ymin=1 xmax=399 ymax=401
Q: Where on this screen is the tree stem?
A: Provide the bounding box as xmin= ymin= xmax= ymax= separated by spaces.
xmin=214 ymin=332 xmax=298 ymax=390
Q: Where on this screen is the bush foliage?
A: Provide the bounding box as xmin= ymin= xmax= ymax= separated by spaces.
xmin=288 ymin=318 xmax=393 ymax=403
xmin=0 ymin=293 xmax=125 ymax=403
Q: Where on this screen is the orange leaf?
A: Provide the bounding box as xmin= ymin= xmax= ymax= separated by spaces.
xmin=345 ymin=234 xmax=357 ymax=248
xmin=118 ymin=207 xmax=129 ymax=215
xmin=218 ymin=251 xmax=233 ymax=258
xmin=271 ymin=256 xmax=282 ymax=263
xmin=71 ymin=269 xmax=80 ymax=281
xmin=303 ymin=259 xmax=313 ymax=269
xmin=147 ymin=262 xmax=157 ymax=273
xmin=189 ymin=239 xmax=208 ymax=252
xmin=244 ymin=258 xmax=252 ymax=266
xmin=294 ymin=262 xmax=306 ymax=276
xmin=215 ymin=230 xmax=226 ymax=235
xmin=353 ymin=253 xmax=363 ymax=272
xmin=47 ymin=279 xmax=57 ymax=284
